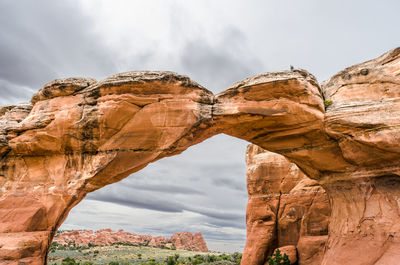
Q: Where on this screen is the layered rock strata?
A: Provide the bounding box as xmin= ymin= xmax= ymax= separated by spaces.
xmin=242 ymin=145 xmax=330 ymax=265
xmin=319 ymin=48 xmax=400 ymax=265
xmin=53 ymin=229 xmax=208 ymax=252
xmin=0 ymin=48 xmax=399 ymax=264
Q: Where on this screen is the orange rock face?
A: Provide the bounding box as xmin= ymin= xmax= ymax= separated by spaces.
xmin=0 ymin=48 xmax=399 ymax=264
xmin=53 ymin=229 xmax=207 ymax=252
xmin=243 ymin=145 xmax=330 ymax=265
xmin=320 ymin=48 xmax=400 ymax=265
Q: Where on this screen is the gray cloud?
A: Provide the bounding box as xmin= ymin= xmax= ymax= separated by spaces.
xmin=177 ymin=27 xmax=264 ymax=93
xmin=0 ymin=0 xmax=117 ymax=104
xmin=205 ymin=219 xmax=246 ymax=230
xmin=123 ymin=182 xmax=205 ymax=195
xmin=186 ymin=206 xmax=243 ymax=223
xmin=0 ymin=79 xmax=35 ymax=105
xmin=87 ymin=183 xmax=244 ymax=222
xmin=201 ymin=231 xmax=245 ymax=242
xmin=212 ymin=177 xmax=244 ymax=192
xmin=87 ymin=194 xmax=186 ymax=213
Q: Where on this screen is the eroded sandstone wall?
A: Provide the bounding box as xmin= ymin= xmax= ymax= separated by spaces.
xmin=0 ymin=48 xmax=399 ymax=265
xmin=319 ymin=48 xmax=400 ymax=265
xmin=242 ymin=145 xmax=330 ymax=265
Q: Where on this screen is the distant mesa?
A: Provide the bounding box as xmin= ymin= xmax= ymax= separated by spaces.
xmin=53 ymin=229 xmax=209 ymax=252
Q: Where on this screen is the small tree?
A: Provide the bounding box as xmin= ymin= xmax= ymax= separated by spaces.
xmin=267 ymin=249 xmax=290 ymax=265
xmin=165 ymin=256 xmax=177 ymax=265
xmin=232 ymin=252 xmax=242 ymax=265
xmin=61 ymin=257 xmax=79 ymax=265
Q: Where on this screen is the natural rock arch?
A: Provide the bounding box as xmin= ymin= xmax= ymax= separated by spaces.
xmin=0 ymin=47 xmax=399 ymax=265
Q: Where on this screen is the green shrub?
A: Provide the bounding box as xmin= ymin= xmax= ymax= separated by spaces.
xmin=324 ymin=100 xmax=333 ymax=107
xmin=232 ymin=252 xmax=242 ymax=265
xmin=192 ymin=258 xmax=203 ymax=265
xmin=217 ymin=253 xmax=232 ymax=261
xmin=61 ymin=257 xmax=79 ymax=265
xmin=141 ymin=259 xmax=163 ymax=265
xmin=267 ymin=249 xmax=290 ymax=265
xmin=109 ymin=262 xmax=119 ymax=265
xmin=165 ymin=255 xmax=177 ymax=265
xmin=205 ymin=254 xmax=217 ymax=262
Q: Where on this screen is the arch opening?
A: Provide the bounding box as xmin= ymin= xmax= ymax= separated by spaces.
xmin=58 ymin=134 xmax=249 ymax=254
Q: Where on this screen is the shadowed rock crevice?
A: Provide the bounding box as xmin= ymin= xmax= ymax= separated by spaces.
xmin=0 ymin=47 xmax=399 ymax=264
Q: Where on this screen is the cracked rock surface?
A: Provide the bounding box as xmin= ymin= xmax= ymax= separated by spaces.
xmin=0 ymin=48 xmax=399 ymax=264
xmin=242 ymin=145 xmax=330 ymax=265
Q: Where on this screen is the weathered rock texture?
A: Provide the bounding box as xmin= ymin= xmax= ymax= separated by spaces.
xmin=53 ymin=229 xmax=208 ymax=252
xmin=0 ymin=47 xmax=399 ymax=264
xmin=319 ymin=48 xmax=400 ymax=265
xmin=243 ymin=145 xmax=330 ymax=265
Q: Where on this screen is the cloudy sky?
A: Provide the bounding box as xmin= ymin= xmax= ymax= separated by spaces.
xmin=1 ymin=0 xmax=399 ymax=252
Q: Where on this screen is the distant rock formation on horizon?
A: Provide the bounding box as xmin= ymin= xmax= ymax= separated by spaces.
xmin=53 ymin=229 xmax=209 ymax=252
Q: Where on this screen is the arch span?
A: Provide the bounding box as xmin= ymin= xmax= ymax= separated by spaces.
xmin=1 ymin=47 xmax=400 ymax=264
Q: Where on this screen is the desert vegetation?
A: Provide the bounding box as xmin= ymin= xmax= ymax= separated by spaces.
xmin=48 ymin=242 xmax=242 ymax=265
xmin=266 ymin=249 xmax=290 ymax=265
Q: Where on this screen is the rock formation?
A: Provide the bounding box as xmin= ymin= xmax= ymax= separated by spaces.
xmin=242 ymin=145 xmax=330 ymax=265
xmin=53 ymin=229 xmax=208 ymax=252
xmin=0 ymin=47 xmax=399 ymax=264
xmin=169 ymin=232 xmax=208 ymax=252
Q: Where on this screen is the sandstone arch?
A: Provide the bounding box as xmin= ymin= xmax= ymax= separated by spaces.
xmin=0 ymin=47 xmax=399 ymax=264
